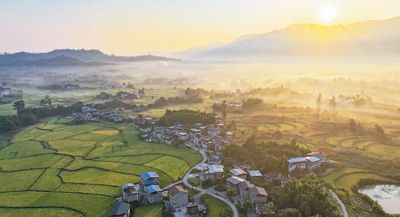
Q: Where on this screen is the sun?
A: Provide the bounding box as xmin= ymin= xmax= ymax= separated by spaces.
xmin=319 ymin=5 xmax=337 ymax=24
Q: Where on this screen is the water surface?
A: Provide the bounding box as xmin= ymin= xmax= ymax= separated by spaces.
xmin=359 ymin=184 xmax=400 ymax=214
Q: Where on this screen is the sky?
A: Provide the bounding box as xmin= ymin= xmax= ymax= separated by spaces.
xmin=1 ymin=0 xmax=400 ymax=55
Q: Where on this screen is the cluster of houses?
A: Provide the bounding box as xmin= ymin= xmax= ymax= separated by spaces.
xmin=192 ymin=158 xmax=273 ymax=217
xmin=110 ymin=171 xmax=206 ymax=217
xmin=69 ymin=105 xmax=150 ymax=124
xmin=225 ymin=168 xmax=272 ymax=216
xmin=287 ymin=152 xmax=326 ymax=173
xmin=69 ymin=105 xmax=127 ymax=122
xmin=144 ymin=117 xmax=232 ymax=157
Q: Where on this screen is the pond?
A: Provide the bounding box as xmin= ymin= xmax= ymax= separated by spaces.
xmin=359 ymin=184 xmax=400 ymax=214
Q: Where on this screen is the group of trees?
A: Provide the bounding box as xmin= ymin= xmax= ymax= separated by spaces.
xmin=0 ymin=99 xmax=83 ymax=133
xmin=242 ymin=97 xmax=263 ymax=110
xmin=148 ymin=96 xmax=203 ymax=108
xmin=274 ymin=175 xmax=341 ymax=217
xmin=157 ymin=109 xmax=215 ymax=126
xmin=213 ymin=97 xmax=263 ymax=113
xmin=223 ymin=136 xmax=309 ymax=174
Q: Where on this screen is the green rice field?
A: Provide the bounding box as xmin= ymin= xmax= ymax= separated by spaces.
xmin=0 ymin=117 xmax=201 ymax=217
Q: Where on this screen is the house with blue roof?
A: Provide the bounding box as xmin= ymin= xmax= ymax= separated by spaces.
xmin=140 ymin=172 xmax=160 ymax=187
xmin=144 ymin=184 xmax=162 ymax=204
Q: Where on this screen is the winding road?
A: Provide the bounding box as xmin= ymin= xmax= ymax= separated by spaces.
xmin=328 ymin=189 xmax=349 ymax=217
xmin=182 ymin=148 xmax=239 ymax=217
xmin=164 ymin=143 xmax=239 ymax=217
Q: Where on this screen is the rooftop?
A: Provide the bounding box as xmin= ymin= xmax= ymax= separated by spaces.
xmin=146 ymin=185 xmax=162 ymax=193
xmin=305 ymin=156 xmax=321 ymax=163
xmin=208 ymin=164 xmax=224 ymax=174
xmin=248 ymin=170 xmax=263 ymax=177
xmin=110 ymin=199 xmax=130 ymax=216
xmin=230 ymin=168 xmax=247 ymax=176
xmin=169 ymin=186 xmax=188 ymax=196
xmin=140 ymin=172 xmax=159 ymax=180
xmin=287 ymin=157 xmax=306 ymax=164
xmin=250 ymin=186 xmax=268 ymax=197
xmin=227 ymin=176 xmax=246 ymax=185
xmin=122 ymin=183 xmax=139 ymax=194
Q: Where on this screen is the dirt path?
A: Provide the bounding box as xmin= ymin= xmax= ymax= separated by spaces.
xmin=328 ymin=189 xmax=349 ymax=217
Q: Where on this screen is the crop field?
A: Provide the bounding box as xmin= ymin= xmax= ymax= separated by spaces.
xmin=0 ymin=118 xmax=201 ymax=217
xmin=322 ymin=167 xmax=396 ymax=192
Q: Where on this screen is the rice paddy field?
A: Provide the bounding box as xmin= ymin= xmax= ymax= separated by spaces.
xmin=0 ymin=117 xmax=202 ymax=217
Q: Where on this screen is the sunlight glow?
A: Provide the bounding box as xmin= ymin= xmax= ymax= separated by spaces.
xmin=319 ymin=5 xmax=337 ymax=24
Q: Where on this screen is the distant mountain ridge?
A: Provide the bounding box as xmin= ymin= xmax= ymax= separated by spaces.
xmin=177 ymin=16 xmax=400 ymax=61
xmin=0 ymin=49 xmax=178 ymax=67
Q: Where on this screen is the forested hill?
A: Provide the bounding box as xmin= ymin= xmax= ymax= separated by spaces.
xmin=0 ymin=49 xmax=178 ymax=67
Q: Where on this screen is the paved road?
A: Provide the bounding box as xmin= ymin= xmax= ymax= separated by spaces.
xmin=328 ymin=189 xmax=349 ymax=217
xmin=174 ymin=144 xmax=239 ymax=217
xmin=160 ymin=143 xmax=239 ymax=217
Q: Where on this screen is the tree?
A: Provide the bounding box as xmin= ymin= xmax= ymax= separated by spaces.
xmin=13 ymin=100 xmax=25 ymax=115
xmin=349 ymin=118 xmax=357 ymax=132
xmin=40 ymin=95 xmax=52 ymax=106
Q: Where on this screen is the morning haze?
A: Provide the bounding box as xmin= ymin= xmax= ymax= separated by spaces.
xmin=0 ymin=1 xmax=400 ymax=217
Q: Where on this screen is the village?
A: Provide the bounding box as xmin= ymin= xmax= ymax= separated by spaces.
xmin=71 ymin=104 xmax=329 ymax=217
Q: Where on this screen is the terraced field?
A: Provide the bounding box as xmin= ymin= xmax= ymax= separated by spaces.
xmin=323 ymin=167 xmax=395 ymax=192
xmin=0 ymin=118 xmax=202 ymax=217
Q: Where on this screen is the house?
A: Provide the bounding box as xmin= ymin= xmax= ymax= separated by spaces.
xmin=305 ymin=156 xmax=322 ymax=170
xmin=205 ymin=164 xmax=224 ymax=181
xmin=177 ymin=132 xmax=189 ymax=141
xmin=109 ymin=198 xmax=131 ymax=217
xmin=226 ymin=176 xmax=246 ymax=194
xmin=187 ymin=202 xmax=207 ymax=217
xmin=230 ymin=168 xmax=247 ymax=179
xmin=307 ymin=152 xmax=326 ymax=162
xmin=140 ymin=172 xmax=160 ymax=187
xmin=248 ymin=170 xmax=263 ymax=183
xmin=239 ymin=181 xmax=255 ymax=201
xmin=249 ymin=186 xmax=268 ymax=205
xmin=287 ymin=157 xmax=307 ymax=172
xmin=122 ymin=183 xmax=140 ymax=203
xmin=169 ymin=186 xmax=188 ymax=209
xmin=288 ymin=155 xmax=323 ymax=172
xmin=145 ymin=184 xmax=162 ymax=204
xmin=208 ymin=156 xmax=223 ymax=165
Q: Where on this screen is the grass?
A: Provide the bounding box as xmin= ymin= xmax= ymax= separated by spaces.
xmin=322 ymin=167 xmax=394 ymax=192
xmin=60 ymin=168 xmax=138 ymax=186
xmin=0 ymin=169 xmax=44 ymax=191
xmin=0 ymin=121 xmax=201 ymax=217
xmin=202 ymin=195 xmax=231 ymax=217
xmin=134 ymin=203 xmax=163 ymax=217
xmin=0 ymin=207 xmax=84 ymax=217
xmin=30 ymin=169 xmax=62 ymax=191
xmin=0 ymin=191 xmax=114 ymax=217
xmin=0 ymin=140 xmax=55 ymax=159
xmin=56 ymin=183 xmax=119 ymax=197
xmin=145 ymin=156 xmax=189 ymax=180
xmin=0 ymin=154 xmax=64 ymax=171
xmin=48 ymin=139 xmax=96 ymax=156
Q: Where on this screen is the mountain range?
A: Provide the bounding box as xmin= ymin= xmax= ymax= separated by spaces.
xmin=177 ymin=16 xmax=400 ymax=61
xmin=0 ymin=49 xmax=177 ymax=67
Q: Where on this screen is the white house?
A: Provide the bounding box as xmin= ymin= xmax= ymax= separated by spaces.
xmin=287 ymin=157 xmax=307 ymax=172
xmin=121 ymin=183 xmax=140 ymax=203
